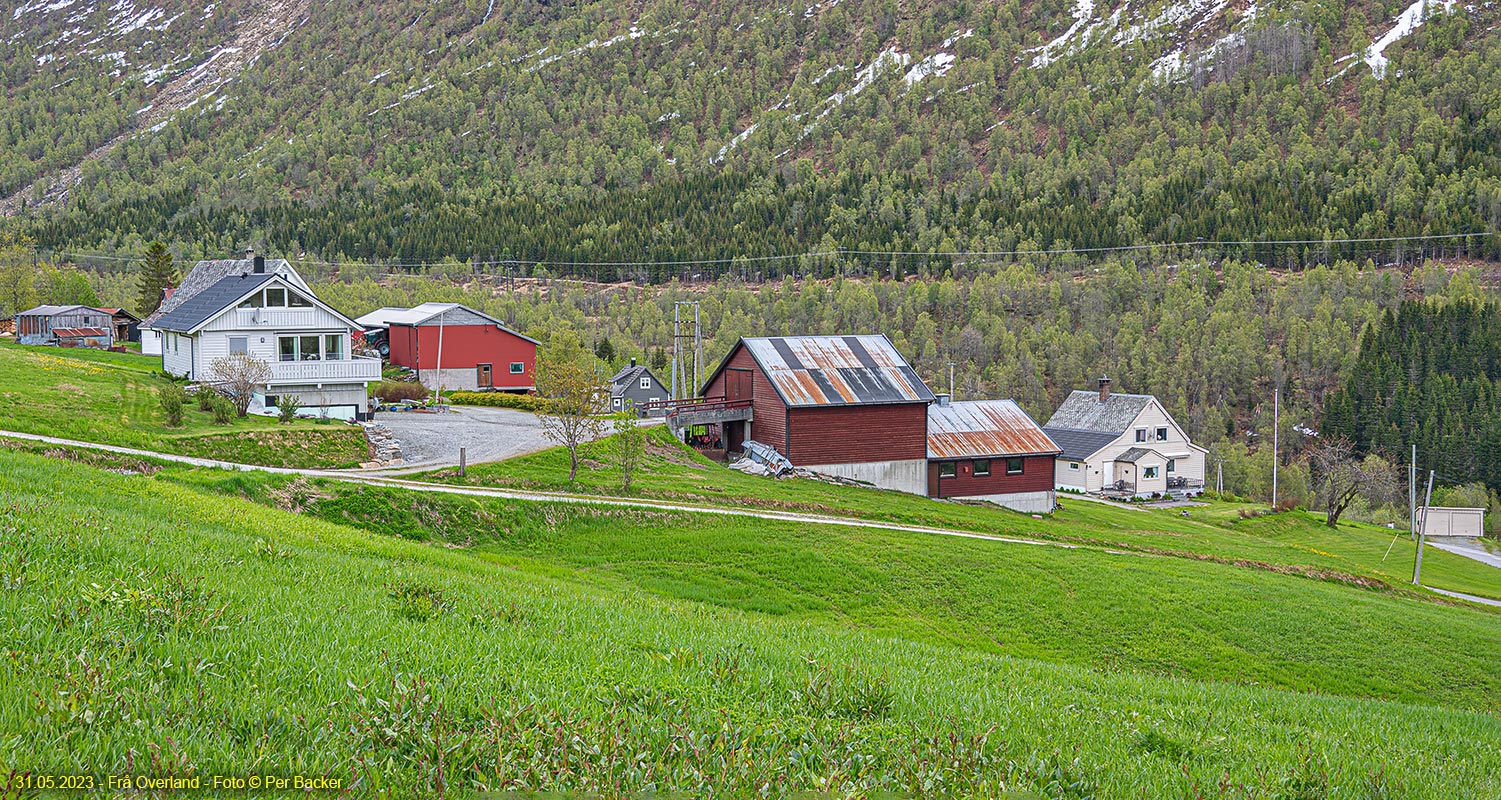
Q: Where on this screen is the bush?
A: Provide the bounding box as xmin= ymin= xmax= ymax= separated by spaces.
xmin=195 ymin=388 xmax=218 ymax=411
xmin=371 ymin=380 xmax=430 ymax=403
xmin=277 ymin=395 xmax=302 ymax=424
xmin=158 ymin=384 xmax=186 ymax=427
xmin=210 ymin=395 xmax=234 ymax=425
xmin=446 ymin=390 xmax=548 ymax=412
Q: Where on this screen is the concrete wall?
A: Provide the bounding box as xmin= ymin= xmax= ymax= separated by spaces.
xmin=250 ymin=383 xmax=367 ymax=421
xmin=800 ymin=458 xmax=928 ymax=495
xmin=968 ymin=490 xmax=1056 ymax=514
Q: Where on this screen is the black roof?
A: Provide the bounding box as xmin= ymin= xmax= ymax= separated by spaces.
xmin=152 ymin=273 xmax=278 ymax=332
xmin=1041 ymin=426 xmax=1120 ymax=461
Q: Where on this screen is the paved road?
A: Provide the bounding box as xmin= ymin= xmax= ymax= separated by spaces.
xmin=1427 ymin=537 xmax=1501 ymax=570
xmin=369 ymin=405 xmax=552 ymax=472
xmin=1426 ymin=587 xmax=1501 ymax=607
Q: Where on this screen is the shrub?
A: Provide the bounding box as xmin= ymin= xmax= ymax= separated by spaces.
xmin=277 ymin=395 xmax=302 ymax=424
xmin=195 ymin=387 xmax=218 ymax=411
xmin=446 ymin=390 xmax=547 ymax=412
xmin=210 ymin=395 xmax=234 ymax=425
xmin=158 ymin=384 xmax=186 ymax=427
xmin=371 ymin=380 xmax=430 ymax=403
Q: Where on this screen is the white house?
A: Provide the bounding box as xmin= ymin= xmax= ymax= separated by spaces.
xmin=150 ymin=256 xmax=379 ymax=420
xmin=140 ymin=253 xmax=309 ymax=356
xmin=1042 ymin=378 xmax=1207 ymax=498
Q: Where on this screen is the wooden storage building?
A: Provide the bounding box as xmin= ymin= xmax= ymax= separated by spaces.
xmin=926 ymin=397 xmax=1061 ymax=513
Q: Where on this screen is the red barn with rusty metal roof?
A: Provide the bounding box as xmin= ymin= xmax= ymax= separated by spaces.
xmin=696 ymin=335 xmax=936 ymax=494
xmin=925 ymin=398 xmax=1061 ymax=513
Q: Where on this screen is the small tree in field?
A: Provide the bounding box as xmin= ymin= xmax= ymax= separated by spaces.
xmin=536 ymin=335 xmax=606 ymax=481
xmin=1309 ymin=437 xmax=1397 ymax=527
xmin=210 ymin=353 xmax=271 ymax=417
xmin=158 ymin=384 xmax=186 ymax=427
xmin=611 ymin=411 xmax=647 ymax=491
xmin=277 ymin=395 xmax=302 ymax=424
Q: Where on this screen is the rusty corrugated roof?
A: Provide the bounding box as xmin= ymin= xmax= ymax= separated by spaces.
xmin=926 ymin=399 xmax=1061 ymax=459
xmin=52 ymin=327 xmax=110 ymax=338
xmin=738 ymin=335 xmax=935 ymax=407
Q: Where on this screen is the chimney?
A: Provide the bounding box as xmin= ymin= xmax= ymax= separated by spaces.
xmin=934 ymin=392 xmax=950 ymax=407
xmin=253 ymin=255 xmax=265 ymax=274
xmin=1098 ymin=376 xmax=1111 ymax=402
xmin=630 ymin=357 xmax=637 ymax=367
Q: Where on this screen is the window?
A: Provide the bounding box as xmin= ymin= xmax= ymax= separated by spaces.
xmin=299 ymin=335 xmax=320 ymax=360
xmin=640 ymin=377 xmax=651 ymax=389
xmin=288 ymin=291 xmax=312 ymax=308
xmin=278 ymin=337 xmax=297 ymax=361
xmin=264 ymin=395 xmax=278 ymax=409
xmin=1167 ymin=459 xmax=1176 ymax=474
xmin=649 ymin=397 xmax=660 ymax=404
xmin=238 ymin=292 xmax=264 ymax=309
xmin=509 ymin=362 xmax=525 ymax=374
xmin=973 ymin=459 xmax=991 ymax=476
xmin=1069 ymin=462 xmax=1080 ymax=471
xmin=938 ymin=462 xmax=957 ymax=478
xmin=266 ymin=287 xmax=287 ymax=307
xmin=323 ymin=334 xmax=343 ymax=361
xmin=1143 ymin=466 xmax=1159 ymax=479
xmin=613 ymin=398 xmax=622 ymax=408
xmin=277 ymin=335 xmax=328 ymax=361
xmin=1006 ymin=457 xmax=1025 ymax=475
xmin=1156 ymin=427 xmax=1169 ymax=441
xmin=229 ymin=337 xmax=247 ymax=355
xmin=1135 ymin=429 xmax=1147 ymax=442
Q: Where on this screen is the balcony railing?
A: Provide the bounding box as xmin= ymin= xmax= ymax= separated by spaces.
xmin=268 ymin=356 xmax=382 ymax=384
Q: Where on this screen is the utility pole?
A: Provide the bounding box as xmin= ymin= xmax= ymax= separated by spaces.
xmin=1409 ymin=444 xmax=1417 ymax=541
xmin=1215 ymin=458 xmax=1224 ymax=495
xmin=433 ymin=309 xmax=446 ymax=409
xmin=1271 ymin=386 xmax=1280 ymax=509
xmin=1413 ymin=470 xmax=1435 ymax=585
xmin=670 ymin=300 xmax=701 ymax=401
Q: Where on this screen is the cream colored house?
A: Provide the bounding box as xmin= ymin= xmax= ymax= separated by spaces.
xmin=1042 ymin=378 xmax=1207 ymax=498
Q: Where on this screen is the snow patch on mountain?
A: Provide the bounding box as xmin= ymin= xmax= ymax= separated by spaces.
xmin=1363 ymin=0 xmax=1456 ymax=77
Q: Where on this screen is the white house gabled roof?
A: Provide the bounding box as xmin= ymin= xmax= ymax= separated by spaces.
xmin=141 ymin=257 xmax=304 ymax=330
xmin=152 ymin=273 xmax=360 ymax=334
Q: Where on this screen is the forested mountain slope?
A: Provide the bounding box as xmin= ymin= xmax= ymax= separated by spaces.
xmin=4 ymin=0 xmax=1501 ymax=271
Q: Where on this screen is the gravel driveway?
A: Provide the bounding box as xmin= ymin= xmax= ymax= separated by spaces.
xmin=369 ymin=405 xmax=554 ymax=472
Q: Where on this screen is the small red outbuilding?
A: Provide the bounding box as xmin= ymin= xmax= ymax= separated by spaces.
xmin=361 ymin=303 xmax=538 ymax=392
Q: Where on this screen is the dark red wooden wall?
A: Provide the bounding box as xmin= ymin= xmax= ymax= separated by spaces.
xmin=929 ymin=454 xmax=1055 ymax=498
xmin=788 ymin=403 xmax=928 ymax=465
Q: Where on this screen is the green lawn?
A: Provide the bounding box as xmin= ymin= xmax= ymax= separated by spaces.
xmin=170 ymin=468 xmax=1501 ymax=713
xmin=0 ymin=343 xmax=369 ymax=468
xmin=418 ymin=427 xmax=1501 ymax=602
xmin=4 ymin=450 xmax=1500 ymax=797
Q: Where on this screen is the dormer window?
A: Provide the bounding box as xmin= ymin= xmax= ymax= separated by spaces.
xmin=238 ymin=285 xmax=314 ymax=309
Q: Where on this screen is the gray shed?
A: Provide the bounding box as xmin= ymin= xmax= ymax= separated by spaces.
xmin=14 ymin=305 xmax=116 ymax=347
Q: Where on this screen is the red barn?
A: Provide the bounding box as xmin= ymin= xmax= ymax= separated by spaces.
xmin=361 ymin=303 xmax=538 ymax=392
xmin=926 ymin=398 xmax=1061 ymax=513
xmin=698 ymin=335 xmax=936 ymax=494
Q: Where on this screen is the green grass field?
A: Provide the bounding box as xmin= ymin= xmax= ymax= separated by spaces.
xmin=418 ymin=427 xmax=1501 ymax=602
xmin=172 ymin=469 xmax=1501 ymax=713
xmin=5 ymin=450 xmax=1501 ymax=797
xmin=0 ymin=343 xmax=369 ymax=468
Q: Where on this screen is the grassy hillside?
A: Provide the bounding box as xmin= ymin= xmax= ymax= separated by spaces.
xmin=4 ymin=449 xmax=1501 ymax=797
xmin=172 ymin=467 xmax=1501 ymax=713
xmin=417 ymin=427 xmax=1501 ymax=601
xmin=0 ymin=343 xmax=369 ymax=468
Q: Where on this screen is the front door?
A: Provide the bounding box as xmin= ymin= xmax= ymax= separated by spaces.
xmin=477 ymin=363 xmax=493 ymax=388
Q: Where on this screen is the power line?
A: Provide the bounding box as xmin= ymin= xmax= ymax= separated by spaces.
xmin=40 ymin=230 xmax=1495 ymax=271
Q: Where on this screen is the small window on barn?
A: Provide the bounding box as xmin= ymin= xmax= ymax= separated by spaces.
xmin=1135 ymin=428 xmax=1147 ymax=443
xmin=510 ymin=362 xmax=525 ymax=374
xmin=1156 ymin=427 xmax=1169 ymax=441
xmin=973 ymin=459 xmax=991 ymax=476
xmin=938 ymin=462 xmax=957 ymax=478
xmin=1006 ymin=458 xmax=1024 ymax=475
xmin=640 ymin=377 xmax=651 ymax=389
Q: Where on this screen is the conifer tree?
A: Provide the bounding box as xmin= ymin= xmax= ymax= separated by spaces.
xmin=136 ymin=242 xmax=176 ymax=317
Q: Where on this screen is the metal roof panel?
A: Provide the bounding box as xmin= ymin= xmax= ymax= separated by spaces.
xmin=927 ymin=400 xmax=1061 ymax=459
xmin=741 ymin=335 xmax=935 ymax=407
